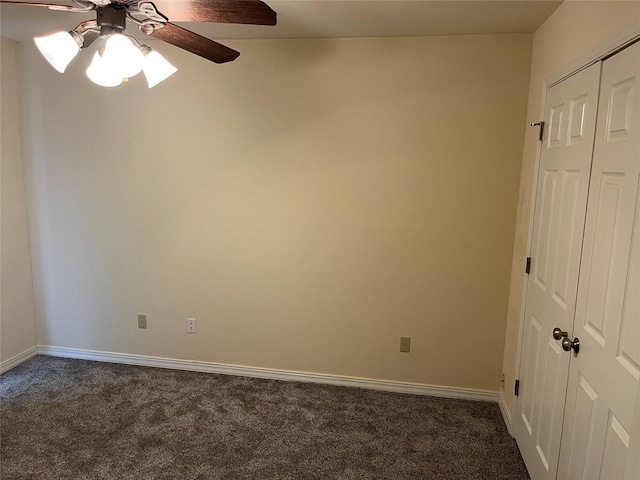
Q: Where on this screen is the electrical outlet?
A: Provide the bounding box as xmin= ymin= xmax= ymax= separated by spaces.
xmin=400 ymin=336 xmax=411 ymax=353
xmin=501 ymin=373 xmax=506 ymax=390
xmin=138 ymin=314 xmax=147 ymax=329
xmin=187 ymin=318 xmax=196 ymax=334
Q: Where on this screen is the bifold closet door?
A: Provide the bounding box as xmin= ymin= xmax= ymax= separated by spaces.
xmin=556 ymin=41 xmax=640 ymax=480
xmin=515 ymin=62 xmax=601 ymax=480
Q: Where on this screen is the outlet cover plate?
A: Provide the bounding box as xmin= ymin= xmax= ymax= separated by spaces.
xmin=400 ymin=336 xmax=411 ymax=353
xmin=138 ymin=314 xmax=147 ymax=329
xmin=187 ymin=318 xmax=196 ymax=334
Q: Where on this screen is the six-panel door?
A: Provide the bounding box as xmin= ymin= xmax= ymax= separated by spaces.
xmin=515 ymin=63 xmax=601 ymax=480
xmin=556 ymin=41 xmax=640 ymax=480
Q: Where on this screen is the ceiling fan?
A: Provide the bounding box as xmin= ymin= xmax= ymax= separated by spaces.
xmin=0 ymin=0 xmax=277 ymax=87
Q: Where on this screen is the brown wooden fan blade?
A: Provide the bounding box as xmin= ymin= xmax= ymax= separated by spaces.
xmin=151 ymin=0 xmax=276 ymax=25
xmin=150 ymin=23 xmax=240 ymax=64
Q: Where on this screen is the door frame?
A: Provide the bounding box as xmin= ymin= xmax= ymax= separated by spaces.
xmin=511 ymin=18 xmax=640 ymax=438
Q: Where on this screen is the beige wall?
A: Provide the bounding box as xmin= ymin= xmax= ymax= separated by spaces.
xmin=0 ymin=37 xmax=38 ymax=364
xmin=501 ymin=1 xmax=640 ymax=421
xmin=17 ymin=34 xmax=531 ymax=391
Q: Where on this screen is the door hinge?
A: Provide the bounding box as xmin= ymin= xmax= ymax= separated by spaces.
xmin=514 ymin=379 xmax=520 ymax=396
xmin=525 ymin=257 xmax=531 ymax=275
xmin=530 ymin=121 xmax=545 ymax=141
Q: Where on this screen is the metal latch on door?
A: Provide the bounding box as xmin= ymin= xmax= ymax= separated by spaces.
xmin=552 ymin=327 xmax=580 ymax=354
xmin=530 ymin=121 xmax=545 ymax=141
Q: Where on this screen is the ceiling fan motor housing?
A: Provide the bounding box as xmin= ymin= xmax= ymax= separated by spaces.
xmin=97 ymin=6 xmax=126 ymax=35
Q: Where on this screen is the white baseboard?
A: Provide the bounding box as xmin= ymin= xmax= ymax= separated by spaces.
xmin=498 ymin=391 xmax=514 ymax=436
xmin=38 ymin=345 xmax=499 ymax=403
xmin=0 ymin=346 xmax=39 ymax=374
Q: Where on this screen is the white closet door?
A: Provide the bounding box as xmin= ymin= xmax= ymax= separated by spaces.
xmin=623 ymin=388 xmax=640 ymax=480
xmin=557 ymin=41 xmax=640 ymax=480
xmin=515 ymin=62 xmax=601 ymax=480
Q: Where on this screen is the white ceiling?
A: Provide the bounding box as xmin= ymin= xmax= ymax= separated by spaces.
xmin=0 ymin=0 xmax=562 ymax=43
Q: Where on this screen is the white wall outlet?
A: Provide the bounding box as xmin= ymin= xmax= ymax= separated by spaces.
xmin=187 ymin=318 xmax=196 ymax=334
xmin=138 ymin=314 xmax=147 ymax=329
xmin=400 ymin=336 xmax=411 ymax=353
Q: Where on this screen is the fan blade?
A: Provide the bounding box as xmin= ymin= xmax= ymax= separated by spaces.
xmin=152 ymin=0 xmax=276 ymax=25
xmin=150 ymin=23 xmax=240 ymax=64
xmin=0 ymin=1 xmax=70 ymax=7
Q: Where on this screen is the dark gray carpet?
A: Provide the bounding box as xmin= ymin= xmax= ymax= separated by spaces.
xmin=0 ymin=356 xmax=529 ymax=479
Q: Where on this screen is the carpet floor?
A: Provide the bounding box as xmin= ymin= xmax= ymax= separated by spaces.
xmin=0 ymin=356 xmax=529 ymax=479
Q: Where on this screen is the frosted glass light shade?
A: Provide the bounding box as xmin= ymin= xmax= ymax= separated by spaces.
xmin=142 ymin=50 xmax=177 ymax=88
xmin=86 ymin=52 xmax=123 ymax=87
xmin=102 ymin=34 xmax=144 ymax=78
xmin=34 ymin=31 xmax=80 ymax=73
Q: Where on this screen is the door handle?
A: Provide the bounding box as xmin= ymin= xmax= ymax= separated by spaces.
xmin=562 ymin=337 xmax=580 ymax=354
xmin=553 ymin=327 xmax=568 ymax=341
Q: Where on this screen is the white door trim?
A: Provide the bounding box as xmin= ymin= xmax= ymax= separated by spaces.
xmin=512 ymin=19 xmax=640 ymax=439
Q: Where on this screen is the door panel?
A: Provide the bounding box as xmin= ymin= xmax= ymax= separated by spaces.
xmin=623 ymin=383 xmax=640 ymax=480
xmin=516 ymin=62 xmax=602 ymax=480
xmin=618 ymin=190 xmax=640 ymax=380
xmin=557 ymin=41 xmax=640 ymax=480
xmin=601 ymin=411 xmax=631 ymax=480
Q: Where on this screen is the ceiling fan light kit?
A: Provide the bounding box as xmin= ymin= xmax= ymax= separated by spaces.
xmin=140 ymin=47 xmax=178 ymax=88
xmin=34 ymin=30 xmax=83 ymax=73
xmin=86 ymin=33 xmax=145 ymax=84
xmin=86 ymin=49 xmax=124 ymax=86
xmin=7 ymin=0 xmax=277 ymax=88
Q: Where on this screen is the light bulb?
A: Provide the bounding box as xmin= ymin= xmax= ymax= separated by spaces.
xmin=102 ymin=34 xmax=144 ymax=78
xmin=142 ymin=50 xmax=177 ymax=88
xmin=86 ymin=51 xmax=123 ymax=87
xmin=34 ymin=31 xmax=81 ymax=73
